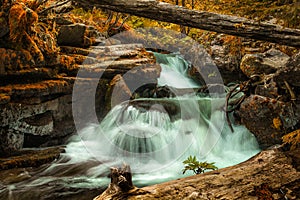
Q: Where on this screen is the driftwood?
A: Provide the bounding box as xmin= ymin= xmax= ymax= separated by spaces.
xmin=94 ymin=149 xmax=300 ymax=199
xmin=73 ymin=0 xmax=300 ymax=48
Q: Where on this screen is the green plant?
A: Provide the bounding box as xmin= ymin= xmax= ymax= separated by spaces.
xmin=182 ymin=156 xmax=218 ymax=174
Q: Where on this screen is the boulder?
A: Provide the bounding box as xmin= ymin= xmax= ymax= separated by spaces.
xmin=0 ymin=129 xmax=23 ymax=155
xmin=274 ymin=52 xmax=300 ymax=87
xmin=210 ymin=44 xmax=243 ymax=83
xmin=254 ymin=79 xmax=279 ymax=99
xmin=238 ymin=95 xmax=299 ymax=149
xmin=105 ymin=74 xmax=132 ymax=112
xmin=57 ymin=23 xmax=104 ymax=47
xmin=240 ymin=48 xmax=290 ymax=77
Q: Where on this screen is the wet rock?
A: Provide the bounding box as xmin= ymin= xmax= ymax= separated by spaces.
xmin=156 ymin=86 xmax=176 ymax=98
xmin=238 ymin=95 xmax=298 ymax=149
xmin=57 ymin=23 xmax=103 ymax=47
xmin=130 ymin=83 xmax=157 ymax=99
xmin=0 ymin=146 xmax=64 ymax=169
xmin=128 ymin=98 xmax=181 ymax=121
xmin=240 ymin=48 xmax=290 ymax=78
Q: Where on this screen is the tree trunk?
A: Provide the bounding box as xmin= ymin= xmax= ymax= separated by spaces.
xmin=94 ymin=149 xmax=300 ymax=200
xmin=74 ymin=0 xmax=300 ymax=48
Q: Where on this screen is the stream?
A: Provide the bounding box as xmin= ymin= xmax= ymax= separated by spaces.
xmin=0 ymin=53 xmax=260 ymax=200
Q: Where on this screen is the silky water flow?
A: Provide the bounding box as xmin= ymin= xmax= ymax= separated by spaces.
xmin=1 ymin=53 xmax=260 ymax=199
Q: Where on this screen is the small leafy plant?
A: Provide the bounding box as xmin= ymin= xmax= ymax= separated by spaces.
xmin=182 ymin=156 xmax=218 ymax=175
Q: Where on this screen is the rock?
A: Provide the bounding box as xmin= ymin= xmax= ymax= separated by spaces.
xmin=274 ymin=52 xmax=300 ymax=87
xmin=57 ymin=23 xmax=103 ymax=47
xmin=0 ymin=100 xmax=59 ymax=127
xmin=238 ymin=95 xmax=298 ymax=149
xmin=105 ymin=74 xmax=132 ymax=111
xmin=12 ymin=111 xmax=54 ymax=136
xmin=94 ymin=149 xmax=300 ymax=200
xmin=254 ymin=79 xmax=279 ymax=99
xmin=0 ymin=94 xmax=10 ymax=104
xmin=54 ymin=16 xmax=74 ymax=25
xmin=0 ymin=129 xmax=23 ymax=155
xmin=1 ymin=80 xmax=73 ymax=102
xmin=210 ymin=44 xmax=240 ymax=73
xmin=0 ymin=8 xmax=161 ymax=155
xmin=0 ymin=48 xmax=35 ymax=74
xmin=128 ymin=98 xmax=182 ymax=122
xmin=0 ymin=146 xmax=64 ymax=169
xmin=240 ymin=48 xmax=290 ymax=77
xmin=52 ymin=0 xmax=73 ymax=13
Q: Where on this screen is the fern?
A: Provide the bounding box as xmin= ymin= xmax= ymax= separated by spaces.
xmin=282 ymin=129 xmax=300 ymax=150
xmin=182 ymin=156 xmax=218 ymax=175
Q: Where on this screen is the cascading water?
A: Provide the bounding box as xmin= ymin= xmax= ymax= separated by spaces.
xmin=0 ymin=52 xmax=260 ymax=199
xmin=154 ymin=52 xmax=200 ymax=88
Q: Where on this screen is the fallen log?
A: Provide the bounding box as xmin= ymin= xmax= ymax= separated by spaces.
xmin=94 ymin=149 xmax=300 ymax=199
xmin=73 ymin=0 xmax=300 ymax=48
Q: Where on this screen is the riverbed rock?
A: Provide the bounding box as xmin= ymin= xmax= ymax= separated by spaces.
xmin=0 ymin=146 xmax=64 ymax=169
xmin=240 ymin=48 xmax=290 ymax=78
xmin=238 ymin=95 xmax=299 ymax=149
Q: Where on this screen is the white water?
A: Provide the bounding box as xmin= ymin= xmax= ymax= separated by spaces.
xmin=70 ymin=95 xmax=259 ymax=184
xmin=154 ymin=52 xmax=200 ymax=88
xmin=61 ymin=52 xmax=259 ymax=186
xmin=1 ymin=52 xmax=260 ymax=199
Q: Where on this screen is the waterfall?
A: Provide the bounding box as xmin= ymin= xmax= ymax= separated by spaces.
xmin=75 ymin=95 xmax=259 ymax=185
xmin=68 ymin=52 xmax=259 ymax=185
xmin=1 ymin=52 xmax=260 ymax=199
xmin=154 ymin=52 xmax=200 ymax=88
